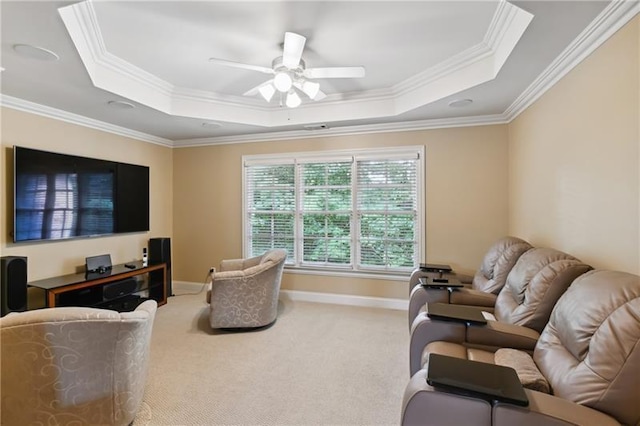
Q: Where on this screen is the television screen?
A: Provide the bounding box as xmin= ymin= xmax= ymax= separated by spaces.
xmin=13 ymin=146 xmax=149 ymax=243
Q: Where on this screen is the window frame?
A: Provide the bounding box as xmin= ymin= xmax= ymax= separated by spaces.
xmin=243 ymin=146 xmax=425 ymax=277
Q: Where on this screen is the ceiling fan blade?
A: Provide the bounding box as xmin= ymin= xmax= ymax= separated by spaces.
xmin=282 ymin=32 xmax=306 ymax=69
xmin=209 ymin=58 xmax=274 ymax=75
xmin=304 ymin=66 xmax=365 ymax=79
xmin=313 ymin=89 xmax=327 ymax=101
xmin=243 ymin=79 xmax=274 ymax=97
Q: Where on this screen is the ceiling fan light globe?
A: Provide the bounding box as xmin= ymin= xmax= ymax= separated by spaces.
xmin=301 ymin=81 xmax=320 ymax=99
xmin=258 ymin=83 xmax=276 ymax=102
xmin=286 ymin=90 xmax=302 ymax=108
xmin=274 ymin=72 xmax=293 ymax=92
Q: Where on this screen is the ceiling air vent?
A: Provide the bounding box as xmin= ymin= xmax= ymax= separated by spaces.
xmin=303 ymin=123 xmax=329 ymax=131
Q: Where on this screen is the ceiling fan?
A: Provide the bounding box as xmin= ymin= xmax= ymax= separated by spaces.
xmin=209 ymin=32 xmax=365 ymax=108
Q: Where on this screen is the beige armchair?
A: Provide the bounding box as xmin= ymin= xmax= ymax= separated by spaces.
xmin=402 ymin=270 xmax=640 ymax=425
xmin=0 ymin=300 xmax=157 ymax=426
xmin=206 ymin=249 xmax=286 ymax=329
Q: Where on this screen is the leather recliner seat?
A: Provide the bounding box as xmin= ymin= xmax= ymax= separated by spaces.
xmin=402 ymin=270 xmax=640 ymax=425
xmin=409 ymin=247 xmax=591 ymax=375
xmin=408 ymin=236 xmax=533 ymax=329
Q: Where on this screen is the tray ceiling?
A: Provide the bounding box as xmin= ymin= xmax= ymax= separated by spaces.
xmin=0 ymin=1 xmax=632 ymax=145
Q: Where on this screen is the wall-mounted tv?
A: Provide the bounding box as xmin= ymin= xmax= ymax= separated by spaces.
xmin=13 ymin=146 xmax=150 ymax=243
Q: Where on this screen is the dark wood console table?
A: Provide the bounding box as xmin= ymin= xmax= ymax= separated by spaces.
xmin=28 ymin=260 xmax=167 ymax=310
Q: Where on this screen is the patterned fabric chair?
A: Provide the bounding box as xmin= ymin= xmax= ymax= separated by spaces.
xmin=206 ymin=249 xmax=287 ymax=329
xmin=0 ymin=300 xmax=157 ymax=426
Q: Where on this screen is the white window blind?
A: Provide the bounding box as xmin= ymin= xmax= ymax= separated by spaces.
xmin=299 ymin=160 xmax=353 ymax=267
xmin=245 ymin=163 xmax=296 ymax=259
xmin=356 ymin=158 xmax=418 ymax=270
xmin=244 ymin=147 xmax=423 ymax=274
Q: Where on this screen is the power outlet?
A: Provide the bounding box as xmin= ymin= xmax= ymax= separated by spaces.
xmin=209 ymin=267 xmax=216 ymax=274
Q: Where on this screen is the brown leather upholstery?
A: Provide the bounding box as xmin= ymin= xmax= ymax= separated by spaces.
xmin=409 ymin=247 xmax=591 ymax=375
xmin=493 ymin=247 xmax=592 ymax=333
xmin=402 ymin=270 xmax=640 ymax=425
xmin=533 ymin=270 xmax=640 ymax=425
xmin=408 ymin=237 xmax=532 ymax=329
xmin=472 ymin=236 xmax=534 ymax=294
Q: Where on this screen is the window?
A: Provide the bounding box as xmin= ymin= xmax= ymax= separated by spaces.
xmin=244 ymin=146 xmax=424 ymax=274
xmin=15 ymin=172 xmax=114 ymax=241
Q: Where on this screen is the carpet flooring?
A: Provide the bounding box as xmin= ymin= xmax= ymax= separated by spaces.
xmin=133 ymin=285 xmax=409 ymax=425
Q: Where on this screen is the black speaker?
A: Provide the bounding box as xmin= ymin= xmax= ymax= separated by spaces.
xmin=1 ymin=256 xmax=28 ymax=316
xmin=149 ymin=237 xmax=172 ymax=297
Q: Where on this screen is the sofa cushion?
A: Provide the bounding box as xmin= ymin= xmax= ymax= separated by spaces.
xmin=495 ymin=348 xmax=550 ymax=394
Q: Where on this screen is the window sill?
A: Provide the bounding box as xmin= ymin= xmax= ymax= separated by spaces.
xmin=283 ymin=266 xmax=410 ymax=281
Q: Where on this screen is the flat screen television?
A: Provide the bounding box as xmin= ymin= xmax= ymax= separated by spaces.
xmin=13 ymin=146 xmax=150 ymax=243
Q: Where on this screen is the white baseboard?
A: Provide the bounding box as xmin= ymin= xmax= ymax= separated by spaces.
xmin=173 ymin=281 xmax=408 ymax=311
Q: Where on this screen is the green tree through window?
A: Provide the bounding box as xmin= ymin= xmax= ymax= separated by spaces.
xmin=244 ymin=148 xmax=423 ymax=273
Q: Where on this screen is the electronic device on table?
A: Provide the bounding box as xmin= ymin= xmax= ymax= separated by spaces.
xmin=419 ymin=263 xmax=453 ymax=273
xmin=427 ymin=353 xmax=529 ymax=406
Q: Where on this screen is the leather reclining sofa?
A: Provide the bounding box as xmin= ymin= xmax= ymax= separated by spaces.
xmin=402 ymin=270 xmax=640 ymax=425
xmin=403 ymin=237 xmax=640 ymax=425
xmin=409 ymin=245 xmax=592 ymax=376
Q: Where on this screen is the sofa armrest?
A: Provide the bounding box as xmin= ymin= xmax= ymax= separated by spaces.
xmin=409 ymin=269 xmax=468 ymax=295
xmin=402 ymin=369 xmax=492 ymax=426
xmin=409 ymin=312 xmax=466 ymax=376
xmin=408 ymin=285 xmax=449 ymax=330
xmin=219 ymin=255 xmax=262 ymax=272
xmin=493 ymin=389 xmax=621 ymax=426
xmin=466 ymin=321 xmax=540 ymax=352
xmin=409 ymin=316 xmax=539 ymax=376
xmin=449 ymin=288 xmax=497 ymax=308
xmin=456 ymin=273 xmax=474 ymax=284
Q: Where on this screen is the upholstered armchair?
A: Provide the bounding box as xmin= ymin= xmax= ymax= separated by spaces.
xmin=402 ymin=270 xmax=640 ymax=426
xmin=206 ymin=249 xmax=287 ymax=329
xmin=408 ymin=236 xmax=533 ymax=328
xmin=1 ymin=300 xmax=157 ymax=426
xmin=409 ymin=247 xmax=592 ymax=375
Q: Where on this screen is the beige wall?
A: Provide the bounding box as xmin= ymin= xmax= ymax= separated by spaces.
xmin=4 ymin=17 xmax=635 ymax=300
xmin=508 ymin=17 xmax=639 ymax=274
xmin=173 ymin=126 xmax=509 ymax=299
xmin=1 ymin=108 xmax=174 ymax=281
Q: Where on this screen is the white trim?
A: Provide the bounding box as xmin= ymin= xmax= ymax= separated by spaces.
xmin=174 ymin=114 xmax=507 ymax=147
xmin=0 ymin=95 xmax=173 ymax=147
xmin=284 ymin=266 xmax=409 ymax=282
xmin=57 ymin=0 xmax=529 ymax=128
xmin=1 ymin=1 xmax=635 ymax=148
xmin=173 ymin=281 xmax=209 ymax=293
xmin=504 ymin=0 xmax=639 ymax=120
xmin=173 ymin=281 xmax=408 ymax=310
xmin=280 ymin=289 xmax=408 ymax=311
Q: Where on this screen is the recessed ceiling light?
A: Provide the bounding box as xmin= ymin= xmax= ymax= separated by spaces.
xmin=202 ymin=122 xmax=222 ymax=129
xmin=13 ymin=44 xmax=59 ymax=61
xmin=107 ymin=100 xmax=135 ymax=109
xmin=448 ymin=98 xmax=473 ymax=108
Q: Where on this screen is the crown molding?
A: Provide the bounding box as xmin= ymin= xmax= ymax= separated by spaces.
xmin=504 ymin=0 xmax=639 ymax=120
xmin=2 ymin=1 xmax=635 ymax=148
xmin=59 ymin=0 xmax=530 ymax=127
xmin=173 ymin=114 xmax=508 ymax=148
xmin=0 ymin=95 xmax=173 ymax=147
